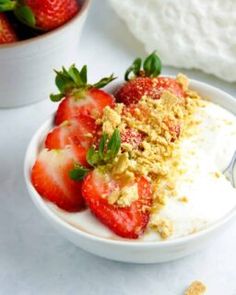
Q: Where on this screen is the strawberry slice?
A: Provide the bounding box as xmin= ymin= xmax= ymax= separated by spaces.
xmin=82 ymin=170 xmax=152 ymax=239
xmin=45 ymin=114 xmax=100 ymax=167
xmin=31 ymin=148 xmax=85 ymax=212
xmin=0 ymin=13 xmax=17 ymax=44
xmin=55 ymin=88 xmax=115 ymax=125
xmin=121 ymin=128 xmax=144 ymax=149
xmin=115 ymin=52 xmax=184 ymax=105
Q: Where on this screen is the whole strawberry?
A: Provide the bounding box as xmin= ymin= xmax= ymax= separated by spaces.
xmin=0 ymin=13 xmax=17 ymax=44
xmin=116 ymin=52 xmax=184 ymax=105
xmin=0 ymin=0 xmax=80 ymax=31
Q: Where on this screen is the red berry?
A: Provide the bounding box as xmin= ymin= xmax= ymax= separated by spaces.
xmin=45 ymin=114 xmax=100 ymax=167
xmin=31 ymin=148 xmax=85 ymax=212
xmin=82 ymin=170 xmax=152 ymax=239
xmin=25 ymin=0 xmax=80 ymax=30
xmin=121 ymin=128 xmax=144 ymax=149
xmin=0 ymin=13 xmax=17 ymax=44
xmin=55 ymin=88 xmax=115 ymax=125
xmin=116 ymin=76 xmax=184 ymax=106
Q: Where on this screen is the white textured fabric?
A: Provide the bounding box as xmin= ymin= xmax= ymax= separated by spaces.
xmin=109 ymin=0 xmax=236 ymax=82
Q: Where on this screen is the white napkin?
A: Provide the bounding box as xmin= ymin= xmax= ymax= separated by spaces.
xmin=109 ymin=0 xmax=236 ymax=82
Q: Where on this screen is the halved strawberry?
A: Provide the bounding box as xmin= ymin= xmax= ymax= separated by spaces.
xmin=82 ymin=169 xmax=152 ymax=239
xmin=0 ymin=13 xmax=17 ymax=44
xmin=45 ymin=114 xmax=100 ymax=167
xmin=115 ymin=52 xmax=184 ymax=105
xmin=55 ymin=88 xmax=115 ymax=125
xmin=31 ymin=148 xmax=85 ymax=212
xmin=121 ymin=128 xmax=144 ymax=149
xmin=49 ymin=65 xmax=115 ymax=125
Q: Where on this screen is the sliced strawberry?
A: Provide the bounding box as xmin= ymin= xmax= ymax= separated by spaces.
xmin=31 ymin=148 xmax=85 ymax=212
xmin=55 ymin=88 xmax=115 ymax=125
xmin=82 ymin=170 xmax=152 ymax=239
xmin=45 ymin=114 xmax=100 ymax=166
xmin=0 ymin=13 xmax=17 ymax=44
xmin=121 ymin=128 xmax=144 ymax=149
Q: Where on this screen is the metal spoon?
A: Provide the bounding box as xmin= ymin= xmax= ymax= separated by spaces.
xmin=223 ymin=151 xmax=236 ymax=187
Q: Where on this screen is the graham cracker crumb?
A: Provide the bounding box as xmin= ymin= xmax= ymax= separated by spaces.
xmin=179 ymin=196 xmax=188 ymax=203
xmin=184 ymin=281 xmax=206 ymax=295
xmin=149 ymin=217 xmax=174 ymax=239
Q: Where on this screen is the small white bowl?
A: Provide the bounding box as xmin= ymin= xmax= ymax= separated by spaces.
xmin=0 ymin=0 xmax=90 ymax=108
xmin=24 ymin=79 xmax=236 ymax=263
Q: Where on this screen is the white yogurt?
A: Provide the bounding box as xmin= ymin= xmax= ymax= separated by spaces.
xmin=49 ymin=101 xmax=236 ymax=241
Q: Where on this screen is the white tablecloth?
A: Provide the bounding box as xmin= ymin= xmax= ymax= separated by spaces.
xmin=1 ymin=1 xmax=236 ymax=294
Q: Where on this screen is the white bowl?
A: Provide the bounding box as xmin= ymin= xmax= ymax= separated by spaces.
xmin=24 ymin=79 xmax=236 ymax=263
xmin=0 ymin=0 xmax=90 ymax=108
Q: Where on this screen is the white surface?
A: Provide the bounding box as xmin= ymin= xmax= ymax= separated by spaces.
xmin=109 ymin=0 xmax=236 ymax=82
xmin=0 ymin=0 xmax=236 ymax=293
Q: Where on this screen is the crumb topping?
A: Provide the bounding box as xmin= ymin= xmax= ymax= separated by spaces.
xmin=99 ymin=74 xmax=203 ymax=238
xmin=184 ymin=281 xmax=206 ymax=295
xmin=149 ymin=217 xmax=174 ymax=239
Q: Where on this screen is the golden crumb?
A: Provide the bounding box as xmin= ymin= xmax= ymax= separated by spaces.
xmin=149 ymin=217 xmax=174 ymax=239
xmin=102 ymin=106 xmax=121 ymax=135
xmin=214 ymin=171 xmax=221 ymax=178
xmin=184 ymin=281 xmax=206 ymax=295
xmin=179 ymin=196 xmax=188 ymax=203
xmin=176 ymin=73 xmax=189 ymax=91
xmin=107 ymin=184 xmax=139 ymax=207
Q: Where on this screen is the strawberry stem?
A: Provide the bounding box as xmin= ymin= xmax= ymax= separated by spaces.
xmin=0 ymin=0 xmax=17 ymax=12
xmin=50 ymin=64 xmax=116 ymax=102
xmin=125 ymin=51 xmax=162 ymax=81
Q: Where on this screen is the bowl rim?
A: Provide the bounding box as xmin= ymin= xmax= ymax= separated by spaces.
xmin=24 ymin=78 xmax=236 ymax=248
xmin=0 ymin=0 xmax=90 ymax=49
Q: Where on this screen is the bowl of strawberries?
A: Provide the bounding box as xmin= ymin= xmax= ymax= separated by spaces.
xmin=24 ymin=52 xmax=236 ymax=263
xmin=0 ymin=0 xmax=90 ymax=108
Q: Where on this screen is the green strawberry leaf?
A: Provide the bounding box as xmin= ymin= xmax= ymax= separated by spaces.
xmin=125 ymin=58 xmax=142 ymax=81
xmin=80 ymin=65 xmax=87 ymax=84
xmin=50 ymin=93 xmax=64 ymax=102
xmin=14 ymin=5 xmax=35 ymax=27
xmin=50 ymin=65 xmax=116 ymax=102
xmin=124 ymin=52 xmax=162 ymax=80
xmin=69 ymin=163 xmax=90 ymax=181
xmin=87 ymin=129 xmax=121 ymax=167
xmin=143 ymin=51 xmax=162 ymax=78
xmin=0 ymin=0 xmax=17 ymax=12
xmin=93 ymin=74 xmax=116 ymax=89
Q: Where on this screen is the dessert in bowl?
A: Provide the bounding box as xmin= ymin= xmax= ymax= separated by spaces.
xmin=24 ymin=53 xmax=236 ymax=263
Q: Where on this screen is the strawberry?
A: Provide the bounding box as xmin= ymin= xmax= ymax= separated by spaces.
xmin=55 ymin=88 xmax=115 ymax=125
xmin=45 ymin=114 xmax=100 ymax=167
xmin=0 ymin=13 xmax=17 ymax=44
xmin=82 ymin=170 xmax=152 ymax=239
xmin=121 ymin=128 xmax=144 ymax=149
xmin=116 ymin=52 xmax=184 ymax=105
xmin=0 ymin=0 xmax=79 ymax=31
xmin=31 ymin=148 xmax=87 ymax=212
xmin=49 ymin=65 xmax=115 ymax=125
